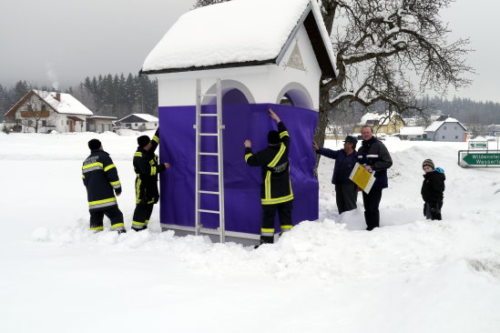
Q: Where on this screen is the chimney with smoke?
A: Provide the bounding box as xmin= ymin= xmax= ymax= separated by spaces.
xmin=54 ymin=92 xmax=61 ymax=102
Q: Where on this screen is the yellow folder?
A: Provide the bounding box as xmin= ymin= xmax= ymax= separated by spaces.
xmin=349 ymin=163 xmax=376 ymax=194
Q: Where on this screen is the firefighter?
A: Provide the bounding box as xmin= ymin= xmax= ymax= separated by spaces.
xmin=132 ymin=129 xmax=170 ymax=231
xmin=82 ymin=139 xmax=125 ymax=233
xmin=244 ymin=109 xmax=294 ymax=245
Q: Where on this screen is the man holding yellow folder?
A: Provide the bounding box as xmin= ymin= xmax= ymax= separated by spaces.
xmin=356 ymin=125 xmax=393 ymax=230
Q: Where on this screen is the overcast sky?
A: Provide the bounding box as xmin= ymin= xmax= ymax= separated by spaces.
xmin=0 ymin=0 xmax=498 ymax=103
xmin=0 ymin=0 xmax=194 ymax=89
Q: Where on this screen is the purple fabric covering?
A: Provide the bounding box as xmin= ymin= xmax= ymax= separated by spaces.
xmin=158 ymin=102 xmax=318 ymax=235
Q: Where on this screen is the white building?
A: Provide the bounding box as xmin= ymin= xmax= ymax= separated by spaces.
xmin=425 ymin=117 xmax=468 ymax=142
xmin=141 ymin=0 xmax=336 ymax=111
xmin=4 ymin=90 xmax=93 ymax=133
xmin=114 ymin=113 xmax=159 ymax=131
xmin=140 ymin=0 xmax=336 ymax=237
xmin=399 ymin=126 xmax=426 ymax=140
xmin=486 ymin=124 xmax=500 ymax=136
xmin=87 ymin=115 xmax=117 ymax=133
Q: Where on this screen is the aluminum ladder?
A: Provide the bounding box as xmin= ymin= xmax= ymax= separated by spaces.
xmin=194 ymin=79 xmax=226 ymax=242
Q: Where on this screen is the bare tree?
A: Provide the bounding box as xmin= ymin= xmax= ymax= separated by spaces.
xmin=195 ymin=0 xmax=472 ymax=151
xmin=194 ymin=0 xmax=229 ymax=7
xmin=25 ymin=102 xmax=48 ymax=134
xmin=315 ymin=0 xmax=472 ymax=149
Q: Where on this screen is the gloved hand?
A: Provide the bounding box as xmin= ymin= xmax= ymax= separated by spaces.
xmin=115 ymin=188 xmax=122 ymax=196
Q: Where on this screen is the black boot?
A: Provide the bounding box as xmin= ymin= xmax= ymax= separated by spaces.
xmin=372 ymin=211 xmax=380 ymax=229
xmin=255 ymin=235 xmax=273 ymax=248
xmin=364 ymin=211 xmax=373 ymax=231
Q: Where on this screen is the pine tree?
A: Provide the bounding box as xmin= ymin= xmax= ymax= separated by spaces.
xmin=0 ymin=84 xmax=7 ymax=120
xmin=13 ymin=80 xmax=30 ymax=101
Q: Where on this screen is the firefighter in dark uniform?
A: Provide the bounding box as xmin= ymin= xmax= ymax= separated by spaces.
xmin=244 ymin=109 xmax=294 ymax=245
xmin=82 ymin=139 xmax=125 ymax=233
xmin=132 ymin=129 xmax=170 ymax=231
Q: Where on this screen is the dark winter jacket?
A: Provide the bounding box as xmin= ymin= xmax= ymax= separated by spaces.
xmin=82 ymin=150 xmax=121 ymax=210
xmin=316 ymin=148 xmax=358 ymax=185
xmin=357 ymin=137 xmax=393 ymax=189
xmin=245 ymin=121 xmax=293 ymax=205
xmin=421 ymin=168 xmax=446 ymax=203
xmin=133 ymin=130 xmax=165 ymax=205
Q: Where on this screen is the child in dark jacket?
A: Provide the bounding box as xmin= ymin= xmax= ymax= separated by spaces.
xmin=421 ymin=159 xmax=446 ymax=220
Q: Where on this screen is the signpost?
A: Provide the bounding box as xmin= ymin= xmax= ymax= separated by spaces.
xmin=468 ymin=141 xmax=488 ymax=150
xmin=458 ymin=150 xmax=500 ymax=168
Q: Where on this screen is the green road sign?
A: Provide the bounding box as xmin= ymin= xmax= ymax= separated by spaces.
xmin=459 ymin=151 xmax=500 ymax=167
xmin=468 ymin=141 xmax=488 ymax=149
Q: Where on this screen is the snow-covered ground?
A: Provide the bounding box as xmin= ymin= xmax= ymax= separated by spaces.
xmin=1 ymin=132 xmax=499 ymax=333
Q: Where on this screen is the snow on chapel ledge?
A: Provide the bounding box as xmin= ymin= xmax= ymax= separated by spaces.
xmin=141 ymin=0 xmax=336 ymax=76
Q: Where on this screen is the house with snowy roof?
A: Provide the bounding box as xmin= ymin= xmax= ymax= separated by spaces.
xmin=4 ymin=90 xmax=93 ymax=133
xmin=354 ymin=111 xmax=405 ymax=135
xmin=398 ymin=126 xmax=426 ymax=141
xmin=140 ymin=0 xmax=336 ymax=240
xmin=87 ymin=115 xmax=117 ymax=133
xmin=486 ymin=124 xmax=500 ymax=136
xmin=114 ymin=113 xmax=158 ymax=131
xmin=424 ymin=116 xmax=468 ymax=142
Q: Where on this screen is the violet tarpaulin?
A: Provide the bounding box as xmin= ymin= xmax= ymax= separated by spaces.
xmin=158 ymin=103 xmax=318 ymax=235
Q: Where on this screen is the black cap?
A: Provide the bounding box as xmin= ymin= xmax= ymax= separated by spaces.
xmin=344 ymin=135 xmax=358 ymax=146
xmin=267 ymin=130 xmax=280 ymax=145
xmin=137 ymin=135 xmax=150 ymax=148
xmin=88 ymin=139 xmax=102 ymax=150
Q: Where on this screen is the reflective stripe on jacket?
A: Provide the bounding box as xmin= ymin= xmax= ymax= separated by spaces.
xmin=133 ymin=130 xmax=165 ymax=204
xmin=82 ymin=150 xmax=121 ymax=210
xmin=357 ymin=137 xmax=392 ymax=189
xmin=245 ymin=122 xmax=294 ymax=205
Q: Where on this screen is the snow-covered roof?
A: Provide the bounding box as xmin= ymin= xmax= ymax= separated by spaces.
xmin=402 ymin=117 xmax=419 ymax=126
xmin=141 ymin=0 xmax=336 ymax=77
xmin=88 ymin=115 xmax=117 ymax=120
xmin=359 ymin=112 xmax=381 ymax=125
xmin=359 ymin=111 xmax=400 ymax=126
xmin=117 ymin=113 xmax=158 ymax=123
xmin=425 ymin=117 xmax=467 ymax=132
xmin=32 ymin=90 xmax=93 ymax=116
xmin=399 ymin=126 xmax=425 ymax=136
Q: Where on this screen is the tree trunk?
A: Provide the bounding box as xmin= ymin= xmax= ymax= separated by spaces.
xmin=314 ymin=81 xmax=336 ymax=171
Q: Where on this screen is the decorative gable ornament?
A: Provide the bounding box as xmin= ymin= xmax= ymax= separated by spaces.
xmin=286 ymin=41 xmax=306 ymax=71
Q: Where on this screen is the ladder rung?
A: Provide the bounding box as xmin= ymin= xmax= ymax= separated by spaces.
xmin=199 ymin=171 xmax=219 ymax=175
xmin=199 ymin=190 xmax=220 ymax=195
xmin=199 ymin=152 xmax=218 ymax=156
xmin=198 ymin=209 xmax=220 ymax=214
xmin=200 ymin=133 xmax=218 ymax=137
xmin=200 ymin=114 xmax=217 ymax=117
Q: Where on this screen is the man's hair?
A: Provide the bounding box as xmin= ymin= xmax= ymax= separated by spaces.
xmin=361 ymin=125 xmax=373 ymax=133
